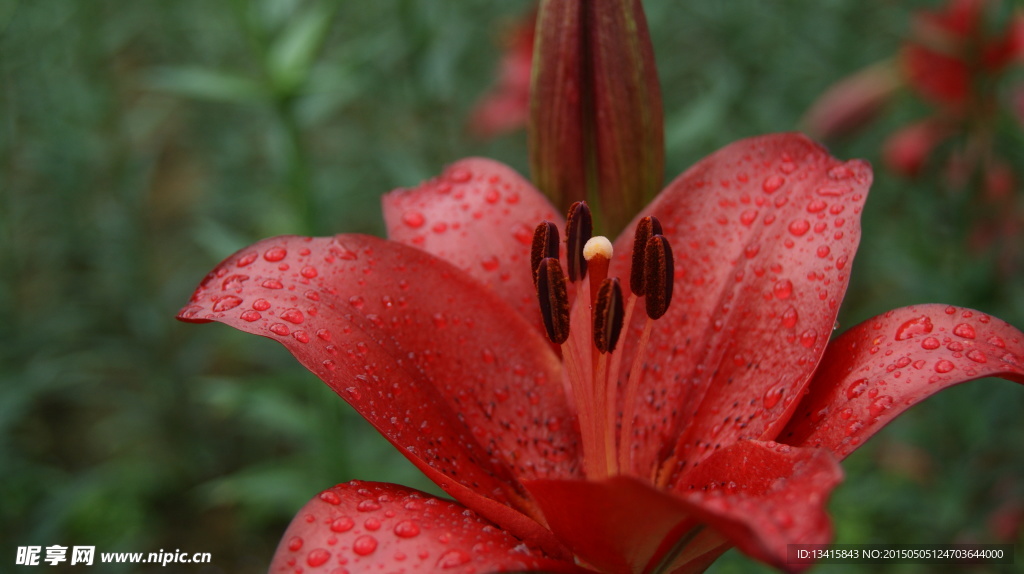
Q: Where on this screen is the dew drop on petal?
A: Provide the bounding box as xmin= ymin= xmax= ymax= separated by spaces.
xmin=895 ymin=316 xmax=934 ymax=341
xmin=788 ymin=219 xmax=810 ymax=237
xmin=921 ymin=337 xmax=940 ymax=350
xmin=352 ymin=535 xmax=378 ymax=556
xmin=762 ymin=175 xmax=785 ymax=193
xmin=846 ymin=378 xmax=869 ymax=400
xmin=966 ymin=349 xmax=987 ymax=363
xmin=288 ymin=536 xmax=304 ymax=552
xmin=330 ymin=517 xmax=355 ymax=533
xmin=240 ymin=310 xmax=261 ymax=322
xmin=953 ymin=323 xmax=976 ymax=339
xmin=799 ymin=329 xmax=818 ymax=348
xmin=773 ymin=279 xmax=793 ymax=300
xmin=868 ymin=395 xmax=894 ymax=418
xmin=269 ymin=323 xmax=290 ymax=336
xmin=357 ymin=499 xmax=381 ymax=512
xmin=393 ymin=520 xmax=420 ymax=538
xmin=306 ymin=548 xmax=330 ymax=567
xmin=402 ymin=211 xmax=425 ymax=228
xmin=781 ymin=306 xmax=798 ymax=329
xmin=264 ymin=247 xmax=287 ymax=262
xmin=319 ymin=490 xmax=341 ymax=505
xmin=436 ymin=549 xmax=471 ymax=569
xmin=934 ymin=360 xmax=955 ymax=373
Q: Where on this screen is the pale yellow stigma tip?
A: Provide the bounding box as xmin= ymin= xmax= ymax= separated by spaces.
xmin=583 ymin=236 xmax=614 ymax=261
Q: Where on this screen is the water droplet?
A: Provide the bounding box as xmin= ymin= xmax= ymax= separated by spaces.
xmin=240 ymin=310 xmax=261 ymax=322
xmin=788 ymin=219 xmax=810 ymax=236
xmin=330 ymin=516 xmax=355 ymax=533
xmin=762 ymin=175 xmax=785 ymax=194
xmin=773 ymin=279 xmax=793 ymax=300
xmin=953 ymin=323 xmax=976 ymax=339
xmin=222 ymin=274 xmax=249 ymax=291
xmin=781 ymin=306 xmax=798 ymax=328
xmin=264 ymin=247 xmax=287 ymax=262
xmin=306 ymin=548 xmax=330 ymax=567
xmin=934 ymin=360 xmax=955 ymax=373
xmin=740 ymin=209 xmax=758 ymax=226
xmin=744 ymin=243 xmax=760 ymax=259
xmin=393 ymin=520 xmax=420 ymax=538
xmin=895 ymin=316 xmax=933 ymax=341
xmin=966 ymin=349 xmax=987 ymax=363
xmin=868 ymin=395 xmax=894 ymax=418
xmin=987 ymin=335 xmax=1006 ymax=348
xmin=236 ymin=252 xmax=258 ymax=267
xmin=512 ymin=223 xmax=533 ymax=245
xmin=212 ymin=295 xmax=243 ymax=312
xmin=480 ymin=255 xmax=499 ymax=271
xmin=280 ymin=308 xmax=305 ymax=324
xmin=816 ymin=245 xmax=830 ymax=258
xmin=763 ymin=385 xmax=784 ymax=409
xmin=846 ymin=378 xmax=869 ymax=400
xmin=436 ymin=549 xmax=471 ymax=569
xmin=799 ymin=329 xmax=818 ymax=348
xmin=301 ymin=266 xmax=318 ymax=279
xmin=269 ymin=323 xmax=290 ymax=336
xmin=357 ymin=499 xmax=381 ymax=512
xmin=806 ymin=199 xmax=827 ymax=213
xmin=921 ymin=337 xmax=940 ymax=350
xmin=845 ymin=420 xmax=864 ymax=436
xmin=364 ymin=518 xmax=381 ymax=531
xmin=352 ymin=535 xmax=378 ymax=556
xmin=349 ymin=296 xmax=365 ymax=309
xmin=448 ymin=167 xmax=472 ymax=183
xmin=319 ymin=490 xmax=341 ymax=505
xmin=322 ymin=359 xmax=336 ymax=371
xmin=402 ymin=211 xmax=425 ymax=228
xmin=288 ymin=536 xmax=304 ymax=551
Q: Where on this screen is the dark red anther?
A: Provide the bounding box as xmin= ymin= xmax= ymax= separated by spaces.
xmin=593 ymin=278 xmax=624 ymax=353
xmin=536 ymin=257 xmax=571 ymax=344
xmin=531 ymin=221 xmax=560 ymax=285
xmin=644 ymin=234 xmax=673 ymax=319
xmin=566 ymin=201 xmax=593 ymax=282
xmin=630 ymin=215 xmax=662 ymax=295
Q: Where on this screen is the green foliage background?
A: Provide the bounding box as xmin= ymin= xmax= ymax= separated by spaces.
xmin=1 ymin=1 xmax=1021 ymax=572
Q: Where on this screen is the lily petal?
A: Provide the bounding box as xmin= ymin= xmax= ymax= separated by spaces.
xmin=526 ymin=440 xmax=841 ymax=574
xmin=269 ymin=481 xmax=584 ymax=573
xmin=609 ymin=133 xmax=872 ymax=479
xmin=382 ymin=158 xmax=563 ymax=336
xmin=780 ymin=304 xmax=1024 ymax=459
xmin=177 ymin=234 xmax=580 ymax=550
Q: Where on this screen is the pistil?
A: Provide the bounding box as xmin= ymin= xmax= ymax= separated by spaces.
xmin=532 ymin=205 xmax=673 ymax=480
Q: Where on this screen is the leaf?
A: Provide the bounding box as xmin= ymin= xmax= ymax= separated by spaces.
xmin=266 ymin=1 xmax=336 ymax=96
xmin=145 ymin=66 xmax=267 ymax=103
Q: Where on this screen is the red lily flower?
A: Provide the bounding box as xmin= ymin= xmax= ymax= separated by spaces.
xmin=179 ymin=133 xmax=1024 ymax=573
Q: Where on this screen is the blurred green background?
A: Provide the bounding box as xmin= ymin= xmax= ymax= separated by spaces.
xmin=2 ymin=1 xmax=1021 ymax=572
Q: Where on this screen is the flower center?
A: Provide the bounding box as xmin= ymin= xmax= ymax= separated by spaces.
xmin=532 ymin=202 xmax=674 ymax=479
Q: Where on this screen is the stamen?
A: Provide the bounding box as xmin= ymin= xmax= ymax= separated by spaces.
xmin=630 ymin=216 xmax=662 ymax=295
xmin=566 ymin=201 xmax=593 ymax=282
xmin=530 ymin=221 xmax=560 ymax=285
xmin=593 ymin=278 xmax=624 ymax=353
xmin=536 ymin=257 xmax=571 ymax=344
xmin=644 ymin=235 xmax=674 ymax=319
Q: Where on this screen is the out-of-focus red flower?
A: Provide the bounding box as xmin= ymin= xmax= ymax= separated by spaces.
xmin=805 ymin=0 xmax=1024 ymax=267
xmin=882 ymin=119 xmax=952 ymax=177
xmin=468 ymin=11 xmax=535 ymax=139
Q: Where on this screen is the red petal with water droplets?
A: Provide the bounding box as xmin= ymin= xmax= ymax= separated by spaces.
xmin=177 ymin=234 xmax=580 ymax=552
xmin=383 ymin=158 xmax=563 ymax=337
xmin=781 ymin=304 xmax=1024 ymax=459
xmin=526 ymin=441 xmax=840 ymax=574
xmin=609 ymin=133 xmax=871 ymax=480
xmin=269 ymin=481 xmax=584 ymax=574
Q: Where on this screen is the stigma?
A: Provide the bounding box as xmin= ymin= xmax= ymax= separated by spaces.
xmin=531 ymin=202 xmax=674 ymax=479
